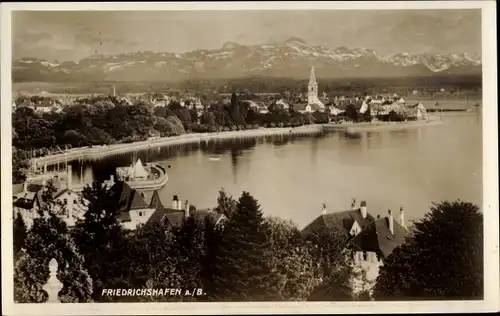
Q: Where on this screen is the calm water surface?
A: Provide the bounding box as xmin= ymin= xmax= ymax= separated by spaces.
xmin=71 ymin=113 xmax=482 ymax=229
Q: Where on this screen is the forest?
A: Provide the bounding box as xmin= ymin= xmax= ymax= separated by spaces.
xmin=13 ymin=182 xmax=484 ymax=302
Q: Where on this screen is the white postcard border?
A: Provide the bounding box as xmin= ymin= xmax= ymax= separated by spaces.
xmin=1 ymin=1 xmax=498 ymax=315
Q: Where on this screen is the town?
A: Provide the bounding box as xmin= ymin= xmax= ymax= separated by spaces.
xmin=9 ymin=7 xmax=486 ymax=309
xmin=12 ymin=66 xmax=483 ymax=303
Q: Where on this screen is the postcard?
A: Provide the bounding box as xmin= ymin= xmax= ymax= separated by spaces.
xmin=1 ymin=1 xmax=498 ymax=315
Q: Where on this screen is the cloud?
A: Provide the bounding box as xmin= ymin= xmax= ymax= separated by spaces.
xmin=11 ymin=10 xmax=482 ymax=61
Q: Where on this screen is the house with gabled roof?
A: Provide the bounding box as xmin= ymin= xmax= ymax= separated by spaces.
xmin=143 ymin=192 xmax=227 ymax=231
xmin=302 ymin=200 xmax=409 ymax=295
xmin=52 ymin=188 xmax=90 ymax=227
xmin=108 ymin=181 xmax=156 ymax=230
xmin=302 ymin=200 xmax=375 ymax=240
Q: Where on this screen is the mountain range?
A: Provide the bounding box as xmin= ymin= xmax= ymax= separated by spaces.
xmin=12 ymin=37 xmax=482 ymax=82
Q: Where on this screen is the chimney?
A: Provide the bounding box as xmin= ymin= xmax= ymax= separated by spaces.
xmin=321 ymin=203 xmax=327 ymax=215
xmin=172 ymin=195 xmax=178 ymax=209
xmin=177 ymin=196 xmax=183 ymax=210
xmin=66 ymin=165 xmax=72 ymax=190
xmin=360 ymin=201 xmax=367 ymax=219
xmin=388 ymin=209 xmax=394 ymax=235
xmin=400 ymin=206 xmax=405 ymax=228
xmin=351 ymin=197 xmax=357 ymax=210
xmin=109 ymin=174 xmax=114 ymax=186
xmin=184 ymin=200 xmax=190 ymax=218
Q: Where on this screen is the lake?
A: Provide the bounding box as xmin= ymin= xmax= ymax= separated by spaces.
xmin=70 ymin=113 xmax=482 ymax=229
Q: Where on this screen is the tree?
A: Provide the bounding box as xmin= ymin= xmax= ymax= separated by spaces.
xmin=362 ymin=105 xmax=372 ymax=122
xmin=373 ymin=200 xmax=483 ymax=300
xmin=73 ymin=181 xmax=132 ymax=301
xmin=306 ymin=227 xmax=355 ymax=301
xmin=12 ymin=147 xmax=28 ymax=184
xmin=201 ymin=111 xmax=216 ymax=126
xmin=344 ymin=104 xmax=359 ymax=122
xmin=63 ymin=130 xmax=88 ymax=147
xmin=128 ymin=222 xmax=183 ymax=302
xmin=209 ymin=192 xmax=274 ymax=301
xmin=165 ymin=115 xmax=186 ymax=135
xmin=14 ymin=214 xmax=93 ymax=303
xmin=263 ymin=217 xmax=320 ymax=300
xmin=214 ymin=188 xmax=237 ymax=219
xmin=13 ymin=213 xmax=27 ymax=256
xmin=173 ymin=216 xmax=206 ymax=295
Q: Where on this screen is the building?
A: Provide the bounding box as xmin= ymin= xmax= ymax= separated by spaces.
xmin=307 ymin=66 xmax=325 ymax=109
xmin=268 ymin=99 xmax=290 ymax=112
xmin=13 ymin=166 xmax=90 ymax=229
xmin=143 ymin=192 xmax=227 ymax=231
xmin=302 ymin=200 xmax=375 ymax=238
xmin=52 ymin=188 xmax=90 ymax=227
xmin=12 ymin=184 xmax=45 ymax=229
xmin=108 ymin=181 xmax=156 ymax=230
xmin=349 ymin=208 xmax=408 ymax=293
xmin=302 ymin=200 xmax=409 ymax=295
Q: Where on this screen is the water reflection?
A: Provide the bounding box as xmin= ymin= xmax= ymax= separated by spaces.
xmin=70 ymin=115 xmax=481 ymax=228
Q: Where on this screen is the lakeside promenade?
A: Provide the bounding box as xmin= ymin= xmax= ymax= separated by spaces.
xmin=29 ymin=117 xmax=448 ymax=167
xmin=31 ymin=125 xmax=324 ymax=167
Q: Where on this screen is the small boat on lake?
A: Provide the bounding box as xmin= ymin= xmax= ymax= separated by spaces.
xmin=208 ymin=156 xmax=221 ymax=161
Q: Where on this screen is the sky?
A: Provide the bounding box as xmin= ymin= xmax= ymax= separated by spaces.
xmin=12 ymin=9 xmax=482 ymax=61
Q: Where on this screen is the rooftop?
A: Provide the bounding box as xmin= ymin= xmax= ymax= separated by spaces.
xmin=302 ymin=208 xmax=375 ymax=237
xmin=350 ymin=216 xmax=409 ymax=258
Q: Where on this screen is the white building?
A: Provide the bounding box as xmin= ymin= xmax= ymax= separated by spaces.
xmin=307 ymin=66 xmax=325 ymax=110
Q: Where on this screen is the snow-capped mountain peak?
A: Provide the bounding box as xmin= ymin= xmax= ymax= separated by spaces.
xmin=12 ymin=39 xmax=481 ymax=82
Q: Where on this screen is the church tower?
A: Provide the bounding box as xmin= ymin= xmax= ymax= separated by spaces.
xmin=308 ymin=66 xmax=318 ymax=105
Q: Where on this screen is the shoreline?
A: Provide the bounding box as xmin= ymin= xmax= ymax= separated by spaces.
xmin=30 ymin=125 xmax=324 ymax=166
xmin=28 ymin=117 xmax=450 ymax=167
xmin=323 ymin=119 xmax=444 ymax=133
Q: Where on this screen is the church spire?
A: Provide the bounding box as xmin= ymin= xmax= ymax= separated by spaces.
xmin=309 ymin=66 xmax=317 ymax=84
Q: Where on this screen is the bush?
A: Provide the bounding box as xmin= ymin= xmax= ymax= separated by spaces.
xmin=270 ymin=122 xmax=276 ymax=128
xmin=278 ymin=122 xmax=284 ymax=128
xmin=122 ymin=136 xmax=135 ymax=143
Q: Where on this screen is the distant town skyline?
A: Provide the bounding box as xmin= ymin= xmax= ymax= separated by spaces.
xmin=13 ymin=9 xmax=481 ymax=62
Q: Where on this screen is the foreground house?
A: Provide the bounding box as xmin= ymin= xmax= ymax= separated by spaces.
xmin=349 ymin=209 xmax=408 ymax=286
xmin=302 ymin=200 xmax=409 ymax=295
xmin=108 ymin=181 xmax=156 ymax=230
xmin=13 ymin=173 xmax=89 ymax=229
xmin=143 ymin=191 xmax=227 ymax=231
xmin=13 ymin=184 xmax=45 ymax=229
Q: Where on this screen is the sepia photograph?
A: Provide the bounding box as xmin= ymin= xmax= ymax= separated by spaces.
xmin=1 ymin=1 xmax=498 ymax=315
